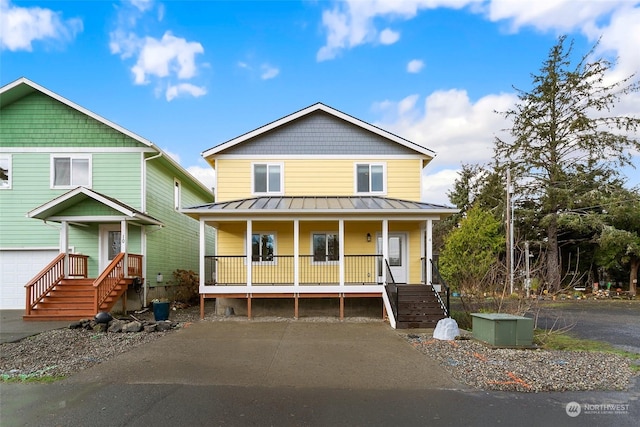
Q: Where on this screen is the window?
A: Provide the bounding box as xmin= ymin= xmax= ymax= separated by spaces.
xmin=0 ymin=155 xmax=11 ymax=189
xmin=313 ymin=233 xmax=339 ymax=262
xmin=356 ymin=163 xmax=385 ymax=193
xmin=174 ymin=179 xmax=181 ymax=210
xmin=252 ymin=233 xmax=275 ymax=262
xmin=51 ymin=155 xmax=91 ymax=188
xmin=253 ymin=163 xmax=282 ymax=194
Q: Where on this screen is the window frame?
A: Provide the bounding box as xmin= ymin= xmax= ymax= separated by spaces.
xmin=252 ymin=162 xmax=284 ymax=195
xmin=0 ymin=154 xmax=12 ymax=190
xmin=50 ymin=154 xmax=92 ymax=189
xmin=311 ymin=232 xmax=340 ymax=264
xmin=174 ymin=178 xmax=182 ymax=210
xmin=354 ymin=162 xmax=386 ymax=195
xmin=250 ymin=231 xmax=277 ymax=264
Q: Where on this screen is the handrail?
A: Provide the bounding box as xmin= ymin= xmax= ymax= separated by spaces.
xmin=24 ymin=253 xmax=66 ymax=316
xmin=127 ymin=254 xmax=143 ymax=277
xmin=68 ymin=254 xmax=89 ymax=277
xmin=93 ymin=253 xmax=125 ymax=313
xmin=430 ymin=259 xmax=450 ymax=318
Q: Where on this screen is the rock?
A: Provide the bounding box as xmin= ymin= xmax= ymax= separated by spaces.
xmin=122 ymin=321 xmax=143 ymax=333
xmin=144 ymin=324 xmax=157 ymax=333
xmin=107 ymin=319 xmax=126 ymax=333
xmin=92 ymin=323 xmax=108 ymax=332
xmin=69 ymin=321 xmax=83 ymax=329
xmin=156 ymin=321 xmax=173 ymax=332
xmin=433 ymin=318 xmax=460 ymax=341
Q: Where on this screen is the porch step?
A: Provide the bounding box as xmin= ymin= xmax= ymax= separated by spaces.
xmin=388 ymin=284 xmax=447 ymax=329
xmin=23 ymin=278 xmax=134 ymax=321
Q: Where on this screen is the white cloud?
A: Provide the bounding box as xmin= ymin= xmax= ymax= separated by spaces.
xmin=317 ymin=0 xmax=480 ymax=61
xmin=109 ymin=2 xmax=206 ymax=101
xmin=407 ymin=59 xmax=424 ymax=73
xmin=373 ymin=90 xmax=517 ymax=203
xmin=161 ymin=147 xmax=180 ymax=163
xmin=0 ymin=0 xmax=82 ymax=51
xmin=166 ymin=82 xmax=207 ymax=101
xmin=260 ymin=64 xmax=280 ymax=80
xmin=186 ymin=165 xmax=216 ymax=191
xmin=131 ymin=32 xmax=204 ymax=84
xmin=379 ymin=28 xmax=400 ymax=45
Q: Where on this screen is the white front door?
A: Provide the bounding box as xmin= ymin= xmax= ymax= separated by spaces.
xmin=100 ymin=224 xmax=121 ymax=271
xmin=378 ymin=233 xmax=408 ymax=284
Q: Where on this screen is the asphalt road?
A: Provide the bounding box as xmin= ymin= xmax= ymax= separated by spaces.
xmin=2 ymin=319 xmax=639 ymax=426
xmin=529 ymin=300 xmax=640 ymax=354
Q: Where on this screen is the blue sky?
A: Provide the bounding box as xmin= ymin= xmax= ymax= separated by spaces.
xmin=1 ymin=0 xmax=639 ymax=204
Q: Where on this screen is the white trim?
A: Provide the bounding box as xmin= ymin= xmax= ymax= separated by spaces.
xmin=0 ymin=246 xmax=59 ymax=251
xmin=0 ymin=154 xmax=12 ymax=190
xmin=214 ymin=154 xmax=424 ymax=160
xmin=248 ymin=230 xmax=278 ymax=264
xmin=50 ymin=154 xmax=92 ymax=189
xmin=202 ymin=103 xmax=436 ymax=158
xmin=251 ymin=162 xmax=284 ymax=196
xmin=1 ymin=147 xmax=155 ymax=153
xmin=293 ymin=220 xmax=299 ymax=287
xmin=426 ymin=219 xmax=433 ymax=286
xmin=199 ymin=285 xmax=385 ymax=294
xmin=199 ymin=219 xmax=206 ymax=288
xmin=192 ymin=214 xmax=452 ymax=222
xmin=354 ymin=162 xmax=387 ymax=195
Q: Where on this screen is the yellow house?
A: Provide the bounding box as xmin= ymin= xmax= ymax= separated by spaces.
xmin=183 ymin=103 xmax=457 ymax=328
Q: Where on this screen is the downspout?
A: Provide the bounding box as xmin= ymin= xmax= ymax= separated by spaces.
xmin=141 ymin=151 xmax=163 ymax=306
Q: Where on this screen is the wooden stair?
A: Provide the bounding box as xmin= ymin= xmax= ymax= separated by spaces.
xmin=389 ymin=284 xmax=447 ymax=329
xmin=23 ymin=278 xmax=131 ymax=321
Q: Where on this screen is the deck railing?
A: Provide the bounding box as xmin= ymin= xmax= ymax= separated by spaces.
xmin=127 ymin=254 xmax=143 ymax=277
xmin=429 ymin=258 xmax=450 ymax=318
xmin=68 ymin=254 xmax=89 ymax=277
xmin=24 ymin=253 xmax=66 ymax=315
xmin=93 ymin=253 xmax=125 ymax=312
xmin=205 ymin=254 xmax=383 ymax=286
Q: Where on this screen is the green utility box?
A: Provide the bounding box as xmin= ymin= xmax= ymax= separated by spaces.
xmin=471 ymin=313 xmax=533 ymax=347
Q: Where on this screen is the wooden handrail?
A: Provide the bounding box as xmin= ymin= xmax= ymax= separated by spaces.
xmin=93 ymin=253 xmax=125 ymax=313
xmin=127 ymin=254 xmax=143 ymax=277
xmin=25 ymin=253 xmax=66 ymax=316
xmin=68 ymin=253 xmax=89 ymax=277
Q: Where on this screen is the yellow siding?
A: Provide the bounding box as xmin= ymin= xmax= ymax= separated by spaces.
xmin=215 ymin=158 xmax=423 ymax=201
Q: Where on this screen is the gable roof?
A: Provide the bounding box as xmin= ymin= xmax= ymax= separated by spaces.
xmin=0 ymin=77 xmax=212 ymax=197
xmin=27 ymin=187 xmax=163 ymax=226
xmin=201 ymin=102 xmax=436 ymax=159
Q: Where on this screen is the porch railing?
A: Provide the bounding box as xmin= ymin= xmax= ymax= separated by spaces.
xmin=25 ymin=253 xmax=66 ymax=316
xmin=127 ymin=254 xmax=143 ymax=277
xmin=93 ymin=253 xmax=125 ymax=312
xmin=429 ymin=259 xmax=450 ymax=318
xmin=68 ymin=254 xmax=89 ymax=277
xmin=205 ymin=254 xmax=383 ymax=285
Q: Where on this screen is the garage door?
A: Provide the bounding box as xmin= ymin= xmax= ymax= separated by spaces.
xmin=0 ymin=249 xmax=58 ymax=309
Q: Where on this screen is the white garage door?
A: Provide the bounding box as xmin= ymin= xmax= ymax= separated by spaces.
xmin=0 ymin=249 xmax=58 ymax=309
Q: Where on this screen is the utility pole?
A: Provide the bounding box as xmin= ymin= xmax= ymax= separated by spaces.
xmin=506 ymin=170 xmax=514 ymax=294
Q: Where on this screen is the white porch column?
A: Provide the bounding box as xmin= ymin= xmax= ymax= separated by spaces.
xmin=293 ymin=219 xmax=299 ymax=287
xmin=199 ymin=219 xmax=206 ymax=288
xmin=339 ymin=219 xmax=345 ymax=287
xmin=121 ymin=220 xmax=128 ymax=277
xmin=60 ymin=220 xmax=69 ymax=277
xmin=246 ymin=220 xmax=252 ymax=287
xmin=426 ymin=219 xmax=433 ymax=285
xmin=382 ymin=219 xmax=389 ymax=283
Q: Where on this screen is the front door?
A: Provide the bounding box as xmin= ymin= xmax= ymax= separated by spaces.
xmin=378 ymin=233 xmax=408 ymax=284
xmin=100 ymin=224 xmax=121 ymax=272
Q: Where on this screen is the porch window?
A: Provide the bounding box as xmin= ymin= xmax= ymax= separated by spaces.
xmin=252 ymin=233 xmax=275 ymax=262
xmin=253 ymin=163 xmax=282 ymax=194
xmin=0 ymin=155 xmax=11 ymax=189
xmin=313 ymin=233 xmax=339 ymax=262
xmin=51 ymin=155 xmax=91 ymax=188
xmin=355 ymin=163 xmax=385 ymax=194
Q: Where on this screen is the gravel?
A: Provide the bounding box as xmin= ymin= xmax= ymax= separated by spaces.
xmin=1 ymin=307 xmax=637 ymax=392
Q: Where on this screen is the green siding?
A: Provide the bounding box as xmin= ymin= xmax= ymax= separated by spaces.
xmin=0 ymin=92 xmax=141 ymax=148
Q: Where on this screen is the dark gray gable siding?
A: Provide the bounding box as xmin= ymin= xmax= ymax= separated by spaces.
xmin=221 ymin=111 xmax=420 ymax=156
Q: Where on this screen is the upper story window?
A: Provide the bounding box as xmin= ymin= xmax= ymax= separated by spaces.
xmin=51 ymin=155 xmax=91 ymax=188
xmin=0 ymin=155 xmax=11 ymax=189
xmin=312 ymin=233 xmax=339 ymax=263
xmin=174 ymin=178 xmax=182 ymax=210
xmin=355 ymin=163 xmax=385 ymax=194
xmin=252 ymin=232 xmax=275 ymax=262
xmin=253 ymin=163 xmax=283 ymax=194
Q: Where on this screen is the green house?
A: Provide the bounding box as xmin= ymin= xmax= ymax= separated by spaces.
xmin=0 ymin=78 xmax=215 ymax=318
